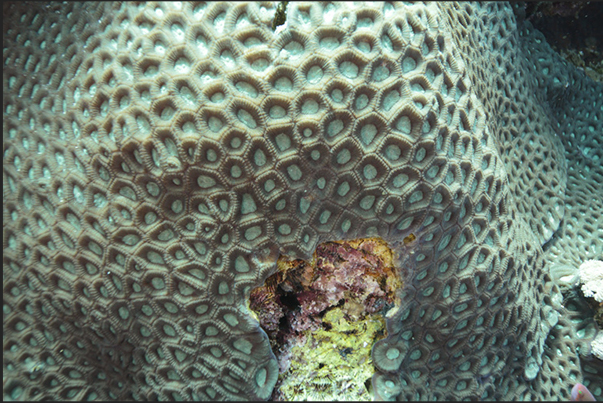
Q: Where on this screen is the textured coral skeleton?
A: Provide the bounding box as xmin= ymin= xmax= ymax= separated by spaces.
xmin=3 ymin=1 xmax=602 ymax=401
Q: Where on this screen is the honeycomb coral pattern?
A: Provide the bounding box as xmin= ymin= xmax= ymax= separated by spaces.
xmin=3 ymin=2 xmax=602 ymax=401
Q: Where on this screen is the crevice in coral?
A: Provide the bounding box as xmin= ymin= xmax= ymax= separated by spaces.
xmin=248 ymin=236 xmax=403 ymax=400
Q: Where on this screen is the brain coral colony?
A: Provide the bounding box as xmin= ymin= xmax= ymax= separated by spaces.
xmin=2 ymin=2 xmax=602 ymax=401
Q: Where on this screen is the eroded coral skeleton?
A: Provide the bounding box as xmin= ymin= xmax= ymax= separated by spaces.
xmin=3 ymin=2 xmax=602 ymax=400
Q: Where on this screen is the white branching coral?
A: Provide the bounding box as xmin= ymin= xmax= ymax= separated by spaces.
xmin=579 ymin=260 xmax=603 ymax=303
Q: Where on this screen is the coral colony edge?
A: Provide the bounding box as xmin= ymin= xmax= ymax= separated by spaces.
xmin=2 ymin=2 xmax=602 ymax=401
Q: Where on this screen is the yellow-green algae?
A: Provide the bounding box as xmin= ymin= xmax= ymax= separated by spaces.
xmin=278 ymin=305 xmax=387 ymax=401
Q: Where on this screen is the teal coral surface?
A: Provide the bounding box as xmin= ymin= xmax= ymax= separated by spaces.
xmin=3 ymin=2 xmax=602 ymax=400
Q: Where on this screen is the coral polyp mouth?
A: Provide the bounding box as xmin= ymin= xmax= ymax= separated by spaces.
xmin=248 ymin=237 xmax=403 ymax=400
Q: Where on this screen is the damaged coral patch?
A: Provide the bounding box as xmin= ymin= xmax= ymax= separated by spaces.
xmin=248 ymin=237 xmax=403 ymax=400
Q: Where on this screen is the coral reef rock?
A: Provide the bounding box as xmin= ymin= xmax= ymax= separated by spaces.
xmin=3 ymin=1 xmax=602 ymax=401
